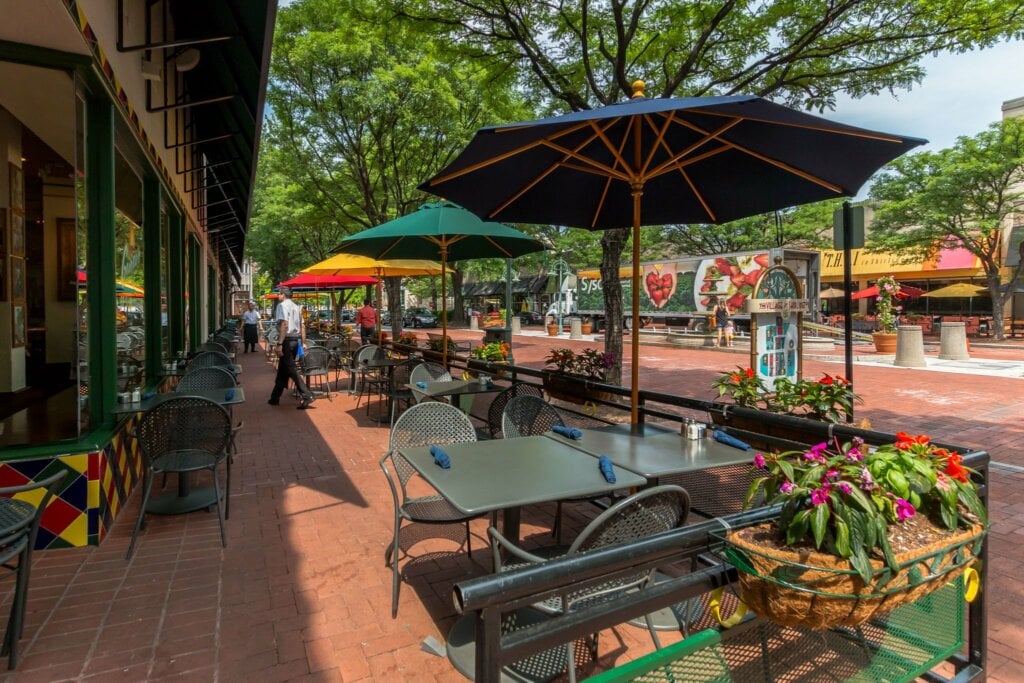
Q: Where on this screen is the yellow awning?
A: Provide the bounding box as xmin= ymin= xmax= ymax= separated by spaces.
xmin=302 ymin=253 xmax=443 ymax=277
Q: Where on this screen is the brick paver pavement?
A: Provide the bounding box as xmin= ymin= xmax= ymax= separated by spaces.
xmin=0 ymin=332 xmax=1021 ymax=682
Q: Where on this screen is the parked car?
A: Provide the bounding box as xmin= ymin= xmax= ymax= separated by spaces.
xmin=339 ymin=309 xmax=354 ymax=323
xmin=402 ymin=307 xmax=438 ymax=328
xmin=519 ymin=310 xmax=545 ymax=325
xmin=312 ymin=310 xmax=335 ymax=324
xmin=381 ymin=310 xmax=391 ymax=326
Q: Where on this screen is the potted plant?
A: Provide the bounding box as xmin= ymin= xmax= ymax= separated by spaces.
xmin=394 ymin=331 xmax=420 ymax=353
xmin=724 ymin=434 xmax=987 ymax=629
xmin=546 ymin=318 xmax=559 ymax=336
xmin=542 ymin=347 xmax=617 ymax=404
xmin=580 ymin=316 xmax=593 ymax=335
xmin=423 ymin=335 xmax=458 ymax=364
xmin=872 ymin=275 xmax=901 ymax=353
xmin=468 ymin=340 xmax=510 ymax=378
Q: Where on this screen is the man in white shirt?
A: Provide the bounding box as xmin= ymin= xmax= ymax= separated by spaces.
xmin=268 ymin=286 xmax=315 ymax=409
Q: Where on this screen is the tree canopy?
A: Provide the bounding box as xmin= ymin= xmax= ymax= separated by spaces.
xmin=869 ymin=117 xmax=1024 ymax=339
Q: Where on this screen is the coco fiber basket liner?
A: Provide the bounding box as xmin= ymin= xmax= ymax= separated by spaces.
xmin=722 ymin=522 xmax=985 ymax=630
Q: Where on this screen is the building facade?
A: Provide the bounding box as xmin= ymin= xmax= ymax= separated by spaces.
xmin=0 ymin=0 xmax=275 ymax=547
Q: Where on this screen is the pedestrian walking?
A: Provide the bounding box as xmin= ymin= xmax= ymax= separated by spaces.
xmin=355 ymin=298 xmax=377 ymax=346
xmin=714 ymin=299 xmax=731 ymax=348
xmin=241 ymin=301 xmax=260 ymax=353
xmin=268 ymin=286 xmax=316 ymax=409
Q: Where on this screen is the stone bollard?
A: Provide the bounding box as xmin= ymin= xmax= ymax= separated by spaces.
xmin=569 ymin=317 xmax=582 ymax=340
xmin=894 ymin=325 xmax=926 ymax=368
xmin=469 ymin=316 xmax=478 ymax=331
xmin=938 ymin=322 xmax=970 ymax=360
xmin=510 ymin=317 xmax=521 ymax=335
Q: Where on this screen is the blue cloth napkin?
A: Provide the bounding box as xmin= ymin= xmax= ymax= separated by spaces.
xmin=415 ymin=381 xmax=428 ymax=389
xmin=141 ymin=391 xmax=156 ymax=400
xmin=429 ymin=445 xmax=450 ymax=469
xmin=598 ymin=455 xmax=616 ymax=483
xmin=713 ymin=429 xmax=752 ymax=451
xmin=225 ymin=389 xmax=235 ymax=401
xmin=552 ymin=425 xmax=583 ymax=440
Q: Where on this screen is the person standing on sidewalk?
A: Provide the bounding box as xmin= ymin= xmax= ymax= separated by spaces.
xmin=355 ymin=298 xmax=377 ymax=346
xmin=714 ymin=299 xmax=731 ymax=348
xmin=268 ymin=286 xmax=316 ymax=409
xmin=241 ymin=301 xmax=261 ymax=353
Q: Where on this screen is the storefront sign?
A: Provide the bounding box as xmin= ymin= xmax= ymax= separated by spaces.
xmin=747 ymin=298 xmax=810 ymax=313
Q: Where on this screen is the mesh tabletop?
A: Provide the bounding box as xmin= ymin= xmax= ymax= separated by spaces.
xmin=400 ymin=435 xmax=647 ymax=516
xmin=112 ymin=387 xmax=245 ymax=415
xmin=544 ymin=428 xmax=754 ymax=479
xmin=407 ymin=379 xmax=502 ymax=398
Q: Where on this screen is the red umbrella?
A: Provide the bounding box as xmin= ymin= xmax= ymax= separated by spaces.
xmin=278 ymin=273 xmax=377 ymax=289
xmin=851 ymin=283 xmax=924 ymax=300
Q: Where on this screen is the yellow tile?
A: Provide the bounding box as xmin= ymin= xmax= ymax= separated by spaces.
xmin=59 ymin=514 xmax=88 ymax=547
xmin=13 ymin=489 xmax=45 ymax=508
xmin=61 ymin=454 xmax=89 ymax=474
xmin=88 ymin=478 xmax=100 ymax=508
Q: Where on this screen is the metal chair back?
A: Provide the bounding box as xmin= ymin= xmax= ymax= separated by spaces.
xmin=175 ymin=366 xmax=237 ymax=392
xmin=387 ymin=402 xmax=476 ymax=487
xmin=502 ymin=395 xmax=564 ymax=439
xmin=188 ymin=350 xmax=231 ymax=369
xmin=135 ymin=396 xmax=232 ymax=466
xmin=410 ymin=362 xmax=450 ymax=386
xmin=487 ymin=383 xmax=543 ymax=437
xmin=198 ymin=341 xmax=228 ymax=354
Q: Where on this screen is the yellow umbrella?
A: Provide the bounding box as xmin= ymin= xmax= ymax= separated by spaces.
xmin=921 ymin=283 xmax=988 ymax=298
xmin=302 ymin=254 xmax=444 ymax=343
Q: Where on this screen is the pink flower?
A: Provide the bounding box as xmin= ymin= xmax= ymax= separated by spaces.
xmin=845 ymin=447 xmax=863 ymax=462
xmin=810 ymin=487 xmax=830 ymax=506
xmin=860 ymin=468 xmax=875 ymax=491
xmin=851 ymin=436 xmax=864 ymax=449
xmin=753 ymin=453 xmax=766 ymax=469
xmin=780 ymin=481 xmax=796 ymax=495
xmin=895 ymin=498 xmax=916 ymax=521
xmin=837 ymin=482 xmax=853 ymax=495
xmin=826 ymin=469 xmax=840 ymax=481
xmin=804 ymin=442 xmax=828 ymax=463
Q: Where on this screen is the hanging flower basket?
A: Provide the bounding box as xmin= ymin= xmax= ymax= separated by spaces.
xmin=719 ymin=520 xmax=985 ymax=629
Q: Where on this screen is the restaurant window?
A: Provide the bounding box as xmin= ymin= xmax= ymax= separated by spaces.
xmin=159 ymin=203 xmax=170 ymax=363
xmin=115 ymin=152 xmax=145 ymax=393
xmin=0 ymin=62 xmax=88 ymax=447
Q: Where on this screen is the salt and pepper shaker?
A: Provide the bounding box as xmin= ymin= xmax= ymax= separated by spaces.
xmin=131 ymin=387 xmax=141 ymax=404
xmin=684 ymin=418 xmax=706 ymax=440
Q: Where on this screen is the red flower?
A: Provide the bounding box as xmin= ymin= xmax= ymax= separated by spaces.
xmin=819 ymin=375 xmax=834 ymax=385
xmin=731 ymin=373 xmax=742 ymax=383
xmin=745 ymin=368 xmax=755 ymax=379
xmin=945 ymin=459 xmax=969 ymax=483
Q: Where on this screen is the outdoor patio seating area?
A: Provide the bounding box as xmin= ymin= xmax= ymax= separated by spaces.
xmin=0 ymin=335 xmax=1022 ymax=682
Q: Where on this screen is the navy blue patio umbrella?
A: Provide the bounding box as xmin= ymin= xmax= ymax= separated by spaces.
xmin=420 ymin=82 xmax=926 ymax=423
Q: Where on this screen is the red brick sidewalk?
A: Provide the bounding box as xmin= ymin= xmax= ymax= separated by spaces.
xmin=0 ymin=335 xmax=1020 ymax=682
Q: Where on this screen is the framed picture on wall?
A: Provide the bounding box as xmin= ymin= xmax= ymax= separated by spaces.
xmin=57 ymin=218 xmax=77 ymax=301
xmin=11 ymin=256 xmax=25 ymax=301
xmin=11 ymin=211 xmax=24 ymax=256
xmin=12 ymin=304 xmax=26 ymax=347
xmin=9 ymin=163 xmax=24 ymax=213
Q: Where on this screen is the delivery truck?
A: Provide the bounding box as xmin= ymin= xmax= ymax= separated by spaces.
xmin=575 ymin=248 xmax=820 ymax=332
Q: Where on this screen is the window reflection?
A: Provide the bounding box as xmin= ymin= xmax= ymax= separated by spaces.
xmin=115 ymin=152 xmax=145 ymax=392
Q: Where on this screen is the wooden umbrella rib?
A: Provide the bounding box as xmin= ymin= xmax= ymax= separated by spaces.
xmin=429 ymin=121 xmax=594 ymax=185
xmin=697 ymin=110 xmax=908 ymax=143
xmin=644 ymin=118 xmax=742 ymax=179
xmin=540 ymin=140 xmax=629 ymax=180
xmin=591 ymin=122 xmax=635 ymax=228
xmin=639 ymin=113 xmax=676 ymax=176
xmin=680 ymin=167 xmax=717 ymax=222
xmin=483 ymin=236 xmax=514 ymax=258
xmin=377 ymin=237 xmax=406 ymax=260
xmin=489 ymin=120 xmax=619 ymax=218
xmin=670 ymin=117 xmax=845 ymax=194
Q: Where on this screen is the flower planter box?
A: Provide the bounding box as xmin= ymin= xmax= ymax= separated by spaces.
xmin=723 ymin=521 xmax=985 ymax=629
xmin=542 ymin=373 xmax=616 ymax=405
xmin=710 ymin=406 xmax=821 ymax=449
xmin=466 ymin=358 xmax=508 ymax=379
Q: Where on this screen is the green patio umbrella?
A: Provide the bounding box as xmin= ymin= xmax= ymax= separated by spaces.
xmin=337 ymin=201 xmax=546 ymax=365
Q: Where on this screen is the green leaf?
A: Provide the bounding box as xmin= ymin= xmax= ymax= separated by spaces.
xmin=886 ymin=469 xmax=910 ymax=498
xmin=743 ymin=477 xmax=766 ymax=509
xmin=835 ymin=518 xmax=852 ymax=558
xmin=850 ymin=548 xmax=873 ymax=585
xmin=811 ymin=504 xmax=829 ymax=549
xmin=845 ymin=486 xmax=873 ymax=513
xmin=876 ymin=517 xmax=898 ymax=570
xmin=778 ymin=460 xmax=795 ymax=484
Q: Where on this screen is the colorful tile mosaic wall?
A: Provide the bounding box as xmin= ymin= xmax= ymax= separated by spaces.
xmin=0 ymin=416 xmax=142 ymax=549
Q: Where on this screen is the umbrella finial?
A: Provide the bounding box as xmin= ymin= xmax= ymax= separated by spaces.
xmin=631 ymin=80 xmax=646 ymax=98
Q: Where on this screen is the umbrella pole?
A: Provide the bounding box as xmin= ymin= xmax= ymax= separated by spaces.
xmin=441 ymin=254 xmax=448 ymax=367
xmin=377 ymin=277 xmax=384 ymax=345
xmin=630 ymin=189 xmax=642 ymax=426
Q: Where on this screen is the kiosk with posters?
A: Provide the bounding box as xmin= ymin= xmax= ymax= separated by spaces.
xmin=747 ymin=261 xmax=809 ymax=390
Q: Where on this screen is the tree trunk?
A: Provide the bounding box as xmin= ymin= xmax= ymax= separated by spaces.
xmin=450 ymin=268 xmax=465 ymax=325
xmin=431 ymin=279 xmax=439 ymax=313
xmin=988 ymin=274 xmax=1007 ymax=341
xmin=599 ymin=228 xmax=629 ymax=387
xmin=386 ymin=276 xmax=403 ymax=339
